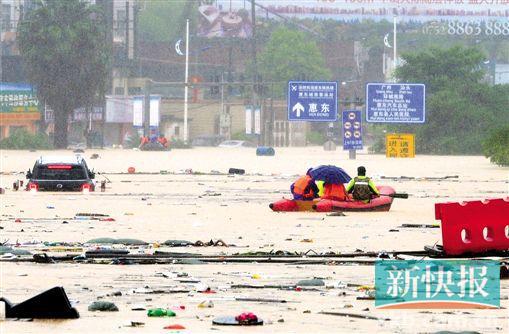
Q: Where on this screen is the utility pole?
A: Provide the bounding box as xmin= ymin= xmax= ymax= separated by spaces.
xmin=393 ymin=15 xmax=397 ymax=76
xmin=143 ymin=83 xmax=150 ymax=137
xmin=221 ymin=72 xmax=224 ymax=136
xmin=250 ymin=0 xmax=258 ymax=144
xmin=184 ymin=19 xmax=190 ymax=143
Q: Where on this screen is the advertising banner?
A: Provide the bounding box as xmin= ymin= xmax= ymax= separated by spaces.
xmin=0 ymin=83 xmax=39 ymax=113
xmin=219 ymin=0 xmax=509 ymax=23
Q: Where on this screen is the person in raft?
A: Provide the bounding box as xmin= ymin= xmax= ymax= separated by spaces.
xmin=291 ymin=169 xmax=319 ymax=201
xmin=157 ymin=134 xmax=169 ymax=148
xmin=321 ymin=182 xmax=348 ymax=201
xmin=346 ymin=166 xmax=380 ymax=202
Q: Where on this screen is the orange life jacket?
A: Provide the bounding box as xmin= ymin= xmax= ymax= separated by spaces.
xmin=158 ymin=137 xmax=168 ymax=147
xmin=322 ymin=183 xmax=347 ymax=201
xmin=293 ymin=175 xmax=315 ymax=199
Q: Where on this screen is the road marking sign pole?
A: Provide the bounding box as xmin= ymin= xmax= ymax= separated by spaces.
xmin=366 ymin=83 xmax=425 ymax=156
xmin=343 ymin=110 xmax=363 ymax=160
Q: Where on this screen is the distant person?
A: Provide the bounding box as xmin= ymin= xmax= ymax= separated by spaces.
xmin=157 ymin=134 xmax=168 ymax=148
xmin=123 ymin=131 xmax=132 ymax=146
xmin=139 ymin=135 xmax=149 ymax=148
xmin=291 ymin=169 xmax=319 ymax=201
xmin=346 ymin=166 xmax=380 ymax=202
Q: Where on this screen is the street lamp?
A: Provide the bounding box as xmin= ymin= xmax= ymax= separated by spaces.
xmin=184 ymin=19 xmax=190 ymax=143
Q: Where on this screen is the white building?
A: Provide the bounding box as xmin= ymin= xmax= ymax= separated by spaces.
xmin=495 ymin=64 xmax=509 ymax=85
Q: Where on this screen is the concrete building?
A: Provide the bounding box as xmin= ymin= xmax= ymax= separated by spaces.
xmin=0 ymin=0 xmax=40 ymax=138
xmin=0 ymin=0 xmax=143 ymax=142
xmin=495 ymin=64 xmax=509 ymax=85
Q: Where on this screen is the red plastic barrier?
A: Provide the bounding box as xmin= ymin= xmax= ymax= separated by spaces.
xmin=435 ymin=198 xmax=509 ymax=255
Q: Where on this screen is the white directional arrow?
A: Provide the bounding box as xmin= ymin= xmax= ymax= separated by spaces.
xmin=292 ymin=102 xmax=305 ymax=118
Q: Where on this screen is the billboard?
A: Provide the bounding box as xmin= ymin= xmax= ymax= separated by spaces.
xmin=132 ymin=96 xmax=143 ymax=127
xmin=106 ymin=96 xmax=133 ymax=124
xmin=197 ymin=1 xmax=253 ymax=38
xmin=44 ymin=107 xmax=103 ymax=123
xmin=149 ymin=95 xmax=161 ymax=128
xmin=0 ymin=83 xmax=39 ymax=113
xmin=219 ymin=0 xmax=509 ymax=23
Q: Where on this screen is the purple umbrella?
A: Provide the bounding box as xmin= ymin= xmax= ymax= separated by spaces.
xmin=309 ymin=165 xmax=351 ymax=184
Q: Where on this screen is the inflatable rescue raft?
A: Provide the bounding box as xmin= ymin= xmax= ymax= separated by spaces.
xmin=269 ymin=186 xmax=396 ymax=212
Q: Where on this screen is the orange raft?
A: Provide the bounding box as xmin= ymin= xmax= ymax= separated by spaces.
xmin=269 ymin=186 xmax=396 ymax=212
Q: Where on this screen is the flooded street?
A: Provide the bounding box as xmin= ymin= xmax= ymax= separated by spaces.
xmin=1 ymin=148 xmax=507 ymax=333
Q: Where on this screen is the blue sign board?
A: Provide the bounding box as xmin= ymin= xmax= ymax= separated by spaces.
xmin=342 ymin=110 xmax=363 ymax=150
xmin=288 ymin=81 xmax=337 ymax=122
xmin=366 ymin=83 xmax=425 ymax=123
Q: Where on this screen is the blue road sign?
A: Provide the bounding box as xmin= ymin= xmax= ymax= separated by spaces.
xmin=288 ymin=81 xmax=338 ymax=121
xmin=342 ymin=110 xmax=363 ymax=150
xmin=366 ymin=83 xmax=425 ymax=123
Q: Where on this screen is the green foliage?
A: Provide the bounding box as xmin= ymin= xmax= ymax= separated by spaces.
xmin=483 ymin=126 xmax=509 ymax=167
xmin=396 ymin=45 xmax=485 ymax=94
xmin=0 ymin=128 xmax=53 ymax=150
xmin=389 ymin=45 xmax=509 ymax=155
xmin=138 ymin=0 xmax=197 ymax=42
xmin=17 ymin=0 xmax=110 ymax=148
xmin=254 ymin=27 xmax=331 ymax=96
xmin=306 ymin=131 xmax=326 ymax=146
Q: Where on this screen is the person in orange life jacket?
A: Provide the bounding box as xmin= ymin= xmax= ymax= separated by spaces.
xmin=157 ymin=134 xmax=169 ymax=148
xmin=139 ymin=135 xmax=149 ymax=148
xmin=346 ymin=166 xmax=380 ymax=202
xmin=291 ymin=168 xmax=319 ymax=201
xmin=322 ymin=182 xmax=348 ymax=201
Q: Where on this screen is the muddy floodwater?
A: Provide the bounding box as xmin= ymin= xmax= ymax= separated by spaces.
xmin=1 ymin=147 xmax=508 ymax=333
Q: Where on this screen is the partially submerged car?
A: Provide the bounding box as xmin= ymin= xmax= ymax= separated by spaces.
xmin=218 ymin=140 xmax=254 ymax=148
xmin=26 ymin=156 xmax=95 ymax=192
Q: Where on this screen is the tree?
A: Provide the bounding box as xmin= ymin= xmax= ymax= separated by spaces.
xmin=396 ymin=46 xmax=485 ymax=94
xmin=18 ymin=0 xmax=109 ymax=148
xmin=138 ymin=0 xmax=195 ymax=42
xmin=255 ymin=27 xmax=331 ymax=96
xmin=483 ymin=125 xmax=509 ymax=167
xmin=392 ymin=45 xmax=508 ymax=154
